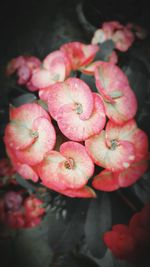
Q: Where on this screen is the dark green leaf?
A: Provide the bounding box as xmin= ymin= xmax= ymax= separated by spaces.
xmin=85 ymin=193 xmax=112 ymax=258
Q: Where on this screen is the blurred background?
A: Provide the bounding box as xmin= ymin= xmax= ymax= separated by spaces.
xmin=0 ymin=1 xmax=150 ymax=266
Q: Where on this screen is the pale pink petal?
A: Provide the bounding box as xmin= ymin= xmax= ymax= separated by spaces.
xmin=4 ymin=122 xmax=36 ymax=150
xmin=10 ymin=103 xmax=50 ymax=128
xmin=31 ymin=68 xmax=58 ymax=89
xmin=103 ymin=87 xmax=137 ymax=124
xmin=95 ymin=62 xmax=129 ymax=103
xmin=91 ymin=29 xmax=107 ymax=44
xmin=43 ymin=50 xmax=71 ymax=77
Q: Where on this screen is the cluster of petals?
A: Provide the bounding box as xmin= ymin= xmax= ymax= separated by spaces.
xmin=6 ymin=42 xmax=99 ymax=102
xmin=47 ymin=77 xmax=106 ymax=141
xmin=6 ymin=55 xmax=41 ymax=89
xmin=0 ymin=192 xmax=45 ymax=229
xmin=86 ymin=119 xmax=149 ymax=191
xmin=3 ymin=102 xmax=96 ymax=198
xmin=92 ymin=21 xmax=136 ymax=52
xmin=4 ymin=103 xmax=56 ymax=182
xmin=4 ymin=28 xmax=149 ymax=196
xmin=37 ymin=42 xmax=99 ymax=102
xmin=104 ymin=203 xmax=150 ymax=262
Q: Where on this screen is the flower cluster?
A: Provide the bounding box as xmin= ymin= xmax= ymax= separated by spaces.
xmin=4 ymin=21 xmax=149 ymax=198
xmin=91 ymin=21 xmax=147 ymax=51
xmin=104 ymin=203 xmax=150 ymax=262
xmin=0 ymin=191 xmax=45 ymax=229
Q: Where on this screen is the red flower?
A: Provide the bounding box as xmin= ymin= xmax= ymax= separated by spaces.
xmin=23 ymin=195 xmax=45 ymax=219
xmin=5 ymin=210 xmax=26 ymax=229
xmin=104 ymin=224 xmax=136 ymax=261
xmin=104 ymin=203 xmax=150 ymax=262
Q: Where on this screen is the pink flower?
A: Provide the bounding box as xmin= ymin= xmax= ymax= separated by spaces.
xmin=48 ymin=78 xmax=106 ymax=141
xmin=60 ymin=42 xmax=99 ymax=70
xmin=4 ymin=103 xmax=56 ymax=181
xmin=6 ymin=55 xmax=41 ymax=86
xmin=85 ymin=119 xmax=148 ymax=173
xmin=37 ymin=141 xmax=95 ymax=196
xmin=23 ymin=195 xmax=45 ymax=219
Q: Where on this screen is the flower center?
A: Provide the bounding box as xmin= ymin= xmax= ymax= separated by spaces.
xmin=64 ymin=158 xmax=74 ymax=169
xmin=75 ymin=103 xmax=83 ymax=114
xmin=110 ymin=139 xmax=118 ymax=150
xmin=30 ymin=130 xmax=39 ymax=139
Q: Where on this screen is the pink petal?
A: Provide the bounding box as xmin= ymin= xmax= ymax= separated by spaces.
xmin=92 ymin=169 xmax=119 ymax=191
xmin=10 ymin=103 xmax=50 ymax=127
xmin=5 ymin=144 xmax=38 ymax=182
xmin=17 ymin=65 xmax=31 ymax=84
xmin=43 ymin=50 xmax=71 ymax=77
xmin=95 ymin=62 xmax=129 ymax=103
xmin=103 ymin=86 xmax=137 ymax=124
xmin=38 ymin=151 xmax=68 ymax=191
xmin=4 ymin=122 xmax=36 ymax=150
xmin=31 ymin=68 xmax=59 ymax=89
xmin=6 ymin=56 xmax=26 ymax=76
xmin=60 ymin=42 xmax=99 ymax=70
xmin=60 ymin=186 xmax=96 ymax=198
xmin=39 ymin=86 xmax=53 ymax=102
xmin=118 ymin=159 xmax=148 ymax=187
